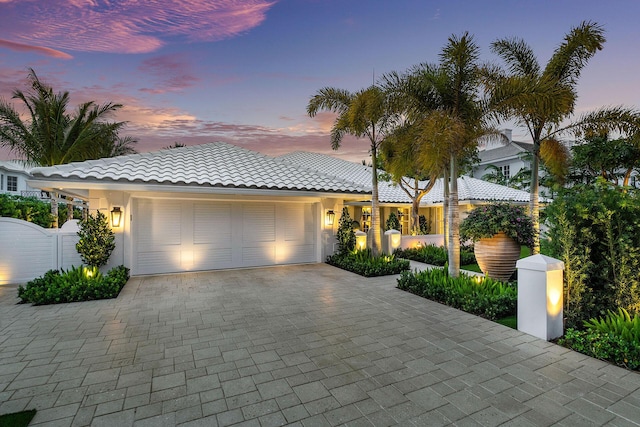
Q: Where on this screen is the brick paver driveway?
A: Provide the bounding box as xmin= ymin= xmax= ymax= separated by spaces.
xmin=0 ymin=263 xmax=638 ymax=426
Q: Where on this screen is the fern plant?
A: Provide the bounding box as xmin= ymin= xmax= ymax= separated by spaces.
xmin=584 ymin=308 xmax=640 ymax=343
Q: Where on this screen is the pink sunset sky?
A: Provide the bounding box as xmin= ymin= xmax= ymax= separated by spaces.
xmin=1 ymin=0 xmax=639 ymax=163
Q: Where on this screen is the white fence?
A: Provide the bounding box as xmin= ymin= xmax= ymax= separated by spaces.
xmin=0 ymin=218 xmax=82 ymax=285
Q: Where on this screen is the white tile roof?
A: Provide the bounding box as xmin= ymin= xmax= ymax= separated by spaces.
xmin=29 ymin=142 xmax=369 ymax=194
xmin=277 ymin=151 xmax=538 ymax=205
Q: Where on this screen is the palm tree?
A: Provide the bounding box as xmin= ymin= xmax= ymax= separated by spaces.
xmin=0 ymin=69 xmax=128 ymax=166
xmin=0 ymin=68 xmax=134 ymax=226
xmin=307 ymin=86 xmax=397 ymax=255
xmin=484 ymin=21 xmax=612 ymax=253
xmin=383 ymin=33 xmax=489 ymax=276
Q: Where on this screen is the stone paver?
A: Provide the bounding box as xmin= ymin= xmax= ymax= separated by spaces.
xmin=0 ymin=263 xmax=638 ymax=426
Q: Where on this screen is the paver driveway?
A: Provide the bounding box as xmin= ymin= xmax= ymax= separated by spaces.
xmin=0 ymin=263 xmax=639 ymax=426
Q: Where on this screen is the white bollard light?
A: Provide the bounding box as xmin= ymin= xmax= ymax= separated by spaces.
xmin=516 ymin=254 xmax=565 ymax=341
xmin=355 ymin=230 xmax=367 ymax=251
xmin=384 ymin=229 xmax=401 ymax=254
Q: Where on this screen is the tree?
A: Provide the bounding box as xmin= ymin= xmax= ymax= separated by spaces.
xmin=307 ymin=86 xmax=396 ymax=255
xmin=382 ymin=33 xmax=490 ymax=277
xmin=484 ymin=21 xmax=613 ymax=253
xmin=76 ymin=211 xmax=115 ymax=268
xmin=336 ymin=207 xmax=355 ymax=255
xmin=570 ymin=134 xmax=640 ymax=186
xmin=0 ymin=69 xmax=136 ymax=227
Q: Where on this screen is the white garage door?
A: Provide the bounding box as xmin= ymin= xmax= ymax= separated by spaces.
xmin=132 ymin=199 xmax=317 ymax=275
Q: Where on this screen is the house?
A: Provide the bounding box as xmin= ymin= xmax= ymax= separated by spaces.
xmin=0 ymin=160 xmax=45 ymax=198
xmin=27 ymin=142 xmax=537 ymax=277
xmin=470 ymin=129 xmax=534 ymax=186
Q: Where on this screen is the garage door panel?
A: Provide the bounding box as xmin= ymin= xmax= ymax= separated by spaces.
xmin=137 ymin=250 xmax=180 ymax=275
xmin=243 ymin=204 xmax=275 ymax=243
xmin=277 ymin=244 xmax=315 ymax=264
xmin=137 ymin=200 xmax=182 ymax=250
xmin=193 ymin=203 xmax=232 ymax=246
xmin=242 ymin=245 xmax=276 ymax=266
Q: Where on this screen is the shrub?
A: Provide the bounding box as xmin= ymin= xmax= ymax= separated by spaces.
xmin=385 ymin=212 xmax=400 ymax=231
xmin=76 ymin=211 xmax=115 ymax=268
xmin=394 ymin=244 xmax=475 ymax=266
xmin=18 ymin=265 xmax=130 ymax=305
xmin=546 ymin=180 xmax=640 ymax=328
xmin=418 ymin=215 xmax=430 ymax=235
xmin=0 ymin=194 xmax=53 ymax=228
xmin=558 ymin=328 xmax=640 ymax=371
xmin=460 ymin=203 xmax=535 ymax=247
xmin=327 ymin=249 xmax=410 ymax=277
xmin=397 ymin=268 xmax=516 ymax=320
xmin=336 ymin=207 xmax=355 ymax=255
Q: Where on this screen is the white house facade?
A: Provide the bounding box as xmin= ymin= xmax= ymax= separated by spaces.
xmin=0 ymin=160 xmax=43 ymax=197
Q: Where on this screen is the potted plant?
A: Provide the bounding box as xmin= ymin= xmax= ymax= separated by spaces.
xmin=460 ymin=203 xmax=535 ymax=281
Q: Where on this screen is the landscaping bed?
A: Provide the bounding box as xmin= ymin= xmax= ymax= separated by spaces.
xmin=18 ymin=265 xmax=130 ymax=305
xmin=394 ymin=244 xmax=475 ymax=266
xmin=327 ymin=249 xmax=410 ymax=277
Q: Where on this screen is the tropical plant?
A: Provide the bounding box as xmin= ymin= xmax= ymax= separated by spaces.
xmin=382 ymin=32 xmax=491 ymax=277
xmin=385 ymin=211 xmax=400 ymax=231
xmin=336 ymin=207 xmax=356 ymax=255
xmin=326 ymin=249 xmax=410 ymax=277
xmin=480 ymin=164 xmax=509 ymax=186
xmin=484 ymin=21 xmax=637 ymax=253
xmin=460 ymin=203 xmax=536 ymax=247
xmin=76 ymin=211 xmax=115 ymax=268
xmin=394 ymin=244 xmax=475 ymax=266
xmin=570 ymin=134 xmax=640 ymax=186
xmin=308 ymin=85 xmax=397 ymax=255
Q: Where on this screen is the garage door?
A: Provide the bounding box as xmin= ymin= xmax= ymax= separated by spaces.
xmin=132 ymin=199 xmax=317 ymax=275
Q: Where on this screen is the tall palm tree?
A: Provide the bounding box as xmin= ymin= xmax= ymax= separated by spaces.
xmin=307 ymin=86 xmax=397 ymax=255
xmin=484 ymin=21 xmax=609 ymax=253
xmin=383 ymin=33 xmax=489 ymax=276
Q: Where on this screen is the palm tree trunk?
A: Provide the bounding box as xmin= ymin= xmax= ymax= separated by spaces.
xmin=443 ymin=169 xmax=449 ymax=253
xmin=51 ymin=192 xmax=58 ymax=229
xmin=448 ymin=156 xmax=460 ymax=277
xmin=370 ymin=147 xmax=382 ymax=256
xmin=66 ymin=197 xmax=74 ymax=225
xmin=530 ymin=146 xmax=541 ymax=254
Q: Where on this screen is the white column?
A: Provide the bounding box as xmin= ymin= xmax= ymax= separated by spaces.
xmin=516 ymin=254 xmax=565 ymax=341
xmin=384 ymin=229 xmax=401 ymax=254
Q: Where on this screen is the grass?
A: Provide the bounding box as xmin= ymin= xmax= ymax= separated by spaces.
xmin=0 ymin=409 xmax=36 ymax=426
xmin=496 ymin=315 xmax=517 ymax=329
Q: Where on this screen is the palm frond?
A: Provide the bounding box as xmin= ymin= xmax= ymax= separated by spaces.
xmin=490 ymin=38 xmax=541 ymax=76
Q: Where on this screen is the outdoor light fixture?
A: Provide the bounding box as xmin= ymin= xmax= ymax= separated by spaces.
xmin=110 ymin=207 xmax=122 ymax=228
xmin=355 ymin=230 xmax=367 ymax=251
xmin=325 ymin=210 xmax=335 ymax=226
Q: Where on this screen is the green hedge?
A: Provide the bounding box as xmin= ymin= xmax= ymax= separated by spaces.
xmin=397 ymin=268 xmax=516 ymax=320
xmin=18 ymin=265 xmax=130 ymax=305
xmin=394 ymin=244 xmax=476 ymax=266
xmin=327 ymin=249 xmax=410 ymax=277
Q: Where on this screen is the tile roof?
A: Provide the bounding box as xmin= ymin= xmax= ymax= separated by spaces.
xmin=29 ymin=142 xmax=369 ymax=194
xmin=478 ymin=141 xmax=533 ymax=163
xmin=278 ymin=151 xmax=538 ymax=204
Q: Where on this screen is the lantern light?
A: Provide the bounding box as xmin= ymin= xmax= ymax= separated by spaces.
xmin=110 ymin=207 xmax=122 ymax=228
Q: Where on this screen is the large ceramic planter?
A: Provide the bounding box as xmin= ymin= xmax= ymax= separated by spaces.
xmin=474 ymin=232 xmax=520 ymax=281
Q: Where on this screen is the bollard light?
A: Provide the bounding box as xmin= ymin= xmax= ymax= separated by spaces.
xmin=355 ymin=230 xmax=367 ymax=251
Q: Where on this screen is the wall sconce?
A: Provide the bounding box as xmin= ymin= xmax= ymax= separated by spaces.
xmin=355 ymin=230 xmax=367 ymax=251
xmin=325 ymin=209 xmax=335 ymax=227
xmin=110 ymin=207 xmax=122 ymax=228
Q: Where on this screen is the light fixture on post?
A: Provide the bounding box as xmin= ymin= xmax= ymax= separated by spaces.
xmin=325 ymin=209 xmax=335 ymax=227
xmin=110 ymin=207 xmax=122 ymax=228
xmin=355 ymin=230 xmax=367 ymax=251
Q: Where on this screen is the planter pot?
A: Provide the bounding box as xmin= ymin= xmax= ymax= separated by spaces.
xmin=474 ymin=232 xmax=521 ymax=281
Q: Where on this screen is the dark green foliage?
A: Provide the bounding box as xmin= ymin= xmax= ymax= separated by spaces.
xmin=327 ymin=249 xmax=410 ymax=277
xmin=460 ymin=203 xmax=536 ymax=247
xmin=397 ymin=268 xmax=517 ymax=320
xmin=0 ymin=409 xmax=37 ymax=426
xmin=0 ymin=193 xmax=53 ymax=227
xmin=336 ymin=207 xmax=355 ymax=255
xmin=559 ymin=328 xmax=640 ymax=371
xmin=385 ymin=212 xmax=400 ymax=231
xmin=418 ymin=215 xmax=430 ymax=235
xmin=546 ymin=180 xmax=640 ymax=328
xmin=584 ymin=308 xmax=640 ymax=343
xmin=76 ymin=211 xmax=115 ymax=268
xmin=17 ymin=265 xmax=129 ymax=305
xmin=395 ymin=244 xmax=475 ymax=266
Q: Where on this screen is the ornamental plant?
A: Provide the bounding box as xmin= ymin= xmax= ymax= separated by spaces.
xmin=76 ymin=211 xmax=115 ymax=268
xmin=460 ymin=203 xmax=535 ymax=247
xmin=336 ymin=207 xmax=355 ymax=255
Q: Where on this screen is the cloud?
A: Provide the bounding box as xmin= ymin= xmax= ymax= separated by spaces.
xmin=138 ymin=54 xmax=200 ymax=94
xmin=0 ymin=39 xmax=72 ymax=59
xmin=0 ymin=0 xmax=276 ymax=55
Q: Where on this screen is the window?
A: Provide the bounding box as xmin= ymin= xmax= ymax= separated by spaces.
xmin=501 ymin=165 xmax=510 ymax=178
xmin=397 ymin=208 xmax=410 ymax=235
xmin=6 ymin=175 xmax=17 ymax=192
xmin=361 ymin=207 xmax=371 ymax=232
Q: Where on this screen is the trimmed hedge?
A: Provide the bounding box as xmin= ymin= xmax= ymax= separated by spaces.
xmin=394 ymin=244 xmax=476 ymax=266
xmin=18 ymin=265 xmax=130 ymax=305
xmin=327 ymin=249 xmax=410 ymax=277
xmin=397 ymin=268 xmax=516 ymax=320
